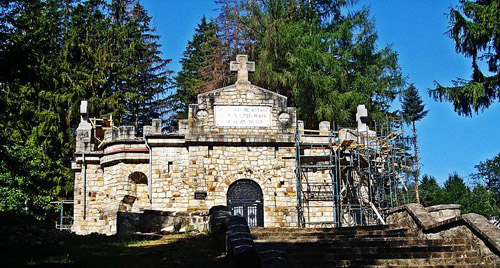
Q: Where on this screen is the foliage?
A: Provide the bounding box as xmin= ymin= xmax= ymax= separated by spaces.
xmin=0 ymin=142 xmax=57 ymax=220
xmin=463 ymin=184 xmax=499 ymax=217
xmin=401 ymin=84 xmax=428 ymax=124
xmin=442 ymin=173 xmax=470 ymax=205
xmin=0 ymin=0 xmax=171 ymax=220
xmin=239 ymin=0 xmax=404 ymax=127
xmin=430 ymin=0 xmax=500 ymax=116
xmin=419 ymin=173 xmax=499 ymax=218
xmin=168 ymin=17 xmax=225 ymax=122
xmin=419 ymin=175 xmax=443 ymax=207
xmin=471 ymin=153 xmax=500 ymax=198
xmin=401 ymin=83 xmax=428 ymax=203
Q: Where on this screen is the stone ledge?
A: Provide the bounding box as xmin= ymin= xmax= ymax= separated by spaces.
xmin=387 ymin=203 xmax=437 ymax=228
xmin=425 ymin=204 xmax=461 ymax=212
xmin=388 ymin=203 xmax=500 ymax=254
xmin=143 ymin=209 xmax=208 ymax=217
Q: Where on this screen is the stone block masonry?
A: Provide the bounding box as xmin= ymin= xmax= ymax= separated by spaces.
xmin=72 ymin=55 xmax=309 ymax=235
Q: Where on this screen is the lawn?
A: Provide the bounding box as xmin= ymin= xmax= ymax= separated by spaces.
xmin=4 ymin=232 xmax=228 ymax=267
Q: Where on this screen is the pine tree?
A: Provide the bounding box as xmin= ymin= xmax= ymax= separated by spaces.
xmin=419 ymin=175 xmax=444 ymax=207
xmin=214 ymin=0 xmax=242 ymax=87
xmin=239 ymin=0 xmax=403 ymax=128
xmin=121 ymin=1 xmax=172 ymax=133
xmin=431 ymin=0 xmax=500 ymax=116
xmin=169 ymin=17 xmax=224 ymax=124
xmin=0 ymin=0 xmax=70 ymax=218
xmin=0 ymin=0 xmax=172 ymax=219
xmin=401 ymin=84 xmax=428 ymax=204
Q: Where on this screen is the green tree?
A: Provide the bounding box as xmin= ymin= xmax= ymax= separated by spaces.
xmin=0 ymin=0 xmax=172 ymax=219
xmin=401 ymin=84 xmax=428 ymax=203
xmin=464 ymin=185 xmax=499 ymax=218
xmin=442 ymin=173 xmax=470 ymax=205
xmin=430 ymin=0 xmax=500 ymax=116
xmin=0 ymin=0 xmax=68 ymax=218
xmin=471 ymin=153 xmax=500 ymax=199
xmin=121 ymin=1 xmax=172 ymax=133
xmin=239 ymin=0 xmax=403 ymax=128
xmin=419 ymin=175 xmax=443 ymax=207
xmin=169 ymin=17 xmax=224 ymax=123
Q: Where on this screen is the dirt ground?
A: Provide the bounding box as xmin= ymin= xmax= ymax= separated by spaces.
xmin=3 ymin=232 xmax=228 ymax=267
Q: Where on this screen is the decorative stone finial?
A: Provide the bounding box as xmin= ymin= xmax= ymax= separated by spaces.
xmin=80 ymin=100 xmax=88 ymax=123
xmin=76 ymin=100 xmax=92 ymax=152
xmin=356 ymin=105 xmax=368 ymax=132
xmin=230 ymin=54 xmax=255 ymax=84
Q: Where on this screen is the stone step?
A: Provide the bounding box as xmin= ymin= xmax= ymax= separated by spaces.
xmin=282 ymin=249 xmax=480 ymax=259
xmin=362 ymin=265 xmax=485 ymax=268
xmin=252 ymin=232 xmax=411 ymax=242
xmin=251 ymin=226 xmax=484 ymax=267
xmin=251 ymin=228 xmax=412 ymax=240
xmin=289 ymin=255 xmax=483 ymax=268
xmin=251 ymin=224 xmax=401 ymax=233
xmin=251 ymin=227 xmax=410 ymax=235
xmin=255 ymin=244 xmax=472 ymax=258
xmin=253 ymin=237 xmax=469 ymax=247
xmin=289 ymin=261 xmax=485 ymax=268
xmin=290 ymin=257 xmax=481 ymax=267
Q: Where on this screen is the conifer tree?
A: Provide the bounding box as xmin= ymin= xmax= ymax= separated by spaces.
xmin=121 ymin=1 xmax=172 ymax=133
xmin=0 ymin=0 xmax=70 ymax=218
xmin=239 ymin=0 xmax=403 ymax=128
xmin=0 ymin=0 xmax=172 ymax=219
xmin=431 ymin=0 xmax=500 ymax=116
xmin=401 ymin=84 xmax=428 ymax=203
xmin=169 ymin=17 xmax=224 ymax=123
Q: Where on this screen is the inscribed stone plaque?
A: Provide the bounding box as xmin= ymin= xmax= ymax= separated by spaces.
xmin=215 ymin=106 xmax=271 ymax=127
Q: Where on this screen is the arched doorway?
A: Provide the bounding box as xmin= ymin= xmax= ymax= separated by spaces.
xmin=227 ymin=179 xmax=264 ymax=227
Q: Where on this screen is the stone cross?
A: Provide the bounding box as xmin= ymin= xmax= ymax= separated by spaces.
xmin=230 ymin=54 xmax=255 ymax=83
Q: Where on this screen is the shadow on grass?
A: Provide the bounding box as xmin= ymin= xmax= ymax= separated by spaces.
xmin=4 ymin=233 xmax=228 ymax=268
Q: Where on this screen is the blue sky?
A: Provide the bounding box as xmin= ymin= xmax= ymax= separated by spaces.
xmin=141 ymin=0 xmax=500 ymax=185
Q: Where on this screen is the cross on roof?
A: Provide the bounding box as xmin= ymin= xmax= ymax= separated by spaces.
xmin=230 ymin=54 xmax=255 ymax=83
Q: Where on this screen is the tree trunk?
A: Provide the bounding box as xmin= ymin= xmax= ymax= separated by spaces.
xmin=413 ymin=121 xmax=420 ymax=203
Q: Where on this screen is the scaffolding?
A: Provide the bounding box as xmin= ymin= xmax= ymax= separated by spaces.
xmin=295 ymin=116 xmax=412 ymax=227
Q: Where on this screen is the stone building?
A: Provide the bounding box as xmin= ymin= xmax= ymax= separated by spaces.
xmin=71 ymin=55 xmax=401 ymax=235
xmin=72 ymin=55 xmax=301 ymax=235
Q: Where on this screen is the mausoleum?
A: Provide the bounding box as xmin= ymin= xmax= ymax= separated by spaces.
xmin=71 ymin=55 xmax=407 ymax=235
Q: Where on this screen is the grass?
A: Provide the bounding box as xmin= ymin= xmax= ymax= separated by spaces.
xmin=4 ymin=233 xmax=228 ymax=267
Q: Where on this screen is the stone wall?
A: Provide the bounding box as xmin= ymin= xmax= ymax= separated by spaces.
xmin=117 ymin=210 xmax=209 ymax=234
xmin=187 ymin=83 xmax=296 ymax=141
xmin=71 ymin=55 xmax=335 ymax=235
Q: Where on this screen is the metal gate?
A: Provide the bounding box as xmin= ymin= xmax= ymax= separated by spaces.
xmin=227 ymin=179 xmax=264 ymax=227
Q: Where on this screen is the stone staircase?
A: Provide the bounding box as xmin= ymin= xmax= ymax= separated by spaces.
xmin=251 ymin=225 xmax=485 ymax=268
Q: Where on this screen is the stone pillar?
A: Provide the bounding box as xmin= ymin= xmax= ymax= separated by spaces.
xmin=356 ymin=105 xmax=368 ymax=132
xmin=119 ymin=126 xmax=135 ymax=140
xmin=179 ymin=119 xmax=188 ymax=135
xmin=152 ymin=119 xmax=162 ymax=134
xmin=143 ymin=126 xmax=153 ymax=137
xmin=319 ymin=121 xmax=331 ymax=132
xmin=76 ymin=101 xmax=93 ymax=153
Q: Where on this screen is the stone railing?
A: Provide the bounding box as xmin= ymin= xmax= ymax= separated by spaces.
xmin=387 ymin=203 xmax=500 ymax=266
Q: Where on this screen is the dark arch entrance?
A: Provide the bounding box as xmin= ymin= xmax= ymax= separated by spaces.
xmin=227 ymin=179 xmax=264 ymax=227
